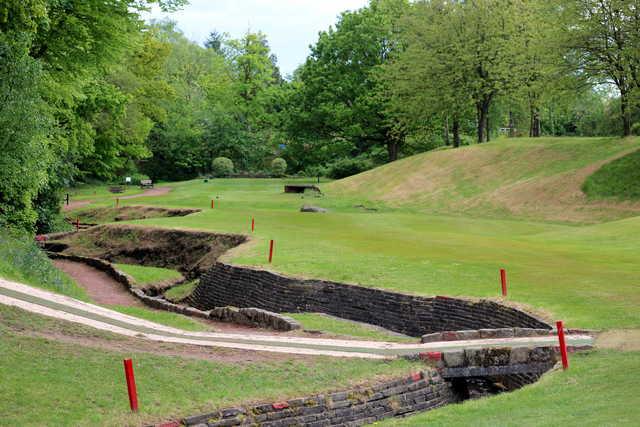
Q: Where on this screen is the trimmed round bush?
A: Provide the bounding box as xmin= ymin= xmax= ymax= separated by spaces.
xmin=328 ymin=158 xmax=373 ymax=179
xmin=211 ymin=157 xmax=234 ymax=177
xmin=271 ymin=158 xmax=287 ymax=177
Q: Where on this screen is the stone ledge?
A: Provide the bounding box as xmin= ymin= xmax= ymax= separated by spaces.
xmin=181 ymin=370 xmax=453 ymax=427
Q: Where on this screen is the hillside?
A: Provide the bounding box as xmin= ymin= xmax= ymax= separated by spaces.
xmin=326 ymin=137 xmax=640 ymax=223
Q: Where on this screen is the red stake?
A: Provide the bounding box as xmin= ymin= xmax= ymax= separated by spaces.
xmin=268 ymin=240 xmax=274 ymax=263
xmin=500 ymin=268 xmax=508 ymax=297
xmin=75 ymin=217 xmax=80 ymax=232
xmin=556 ymin=321 xmax=569 ymax=370
xmin=211 ymin=199 xmax=215 ymax=209
xmin=251 ymin=217 xmax=255 ymax=232
xmin=123 ymin=359 xmax=139 ymax=412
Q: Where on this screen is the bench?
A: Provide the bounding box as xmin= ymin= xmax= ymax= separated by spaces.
xmin=108 ymin=186 xmax=125 ymax=194
xmin=140 ymin=179 xmax=154 ymax=189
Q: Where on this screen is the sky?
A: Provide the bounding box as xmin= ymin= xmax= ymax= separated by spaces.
xmin=145 ymin=0 xmax=370 ymax=77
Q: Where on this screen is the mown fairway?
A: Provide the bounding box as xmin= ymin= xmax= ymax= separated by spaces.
xmin=71 ymin=138 xmax=640 ymax=330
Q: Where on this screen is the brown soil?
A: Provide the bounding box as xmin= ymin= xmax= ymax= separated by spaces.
xmin=46 ymin=224 xmax=247 ymax=277
xmin=53 ymin=259 xmax=144 ymax=307
xmin=595 ymin=329 xmax=640 ymax=351
xmin=119 ymin=186 xmax=172 ymax=200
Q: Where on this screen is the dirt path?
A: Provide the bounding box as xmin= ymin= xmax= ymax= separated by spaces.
xmin=119 ymin=186 xmax=172 ymax=200
xmin=0 ymin=278 xmax=595 ymax=359
xmin=52 ymin=259 xmax=144 ymax=307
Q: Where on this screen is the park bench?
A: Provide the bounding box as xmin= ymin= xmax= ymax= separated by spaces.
xmin=109 ymin=186 xmax=125 ymax=194
xmin=140 ymin=179 xmax=154 ymax=189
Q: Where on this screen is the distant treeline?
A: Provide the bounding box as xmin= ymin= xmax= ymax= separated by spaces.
xmin=1 ymin=0 xmax=639 ymax=232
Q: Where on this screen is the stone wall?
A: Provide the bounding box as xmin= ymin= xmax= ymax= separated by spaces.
xmin=190 ymin=263 xmax=550 ymax=337
xmin=182 ymin=370 xmax=454 ymax=427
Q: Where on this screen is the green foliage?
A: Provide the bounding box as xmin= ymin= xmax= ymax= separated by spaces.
xmin=583 ymin=149 xmax=640 ymax=200
xmin=328 ymin=158 xmax=374 ymax=179
xmin=0 ymin=230 xmax=87 ymax=300
xmin=211 ymin=157 xmax=234 ymax=177
xmin=0 ymin=35 xmax=52 ymax=231
xmin=271 ymin=158 xmax=287 ymax=177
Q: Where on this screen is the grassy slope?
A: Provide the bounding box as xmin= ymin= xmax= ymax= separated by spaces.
xmin=115 ymin=263 xmax=183 ymax=287
xmin=583 ymin=148 xmax=640 ymax=200
xmin=0 ymin=308 xmax=417 ymax=427
xmin=376 ymin=350 xmax=640 ymax=426
xmin=328 ymin=137 xmax=640 ymax=223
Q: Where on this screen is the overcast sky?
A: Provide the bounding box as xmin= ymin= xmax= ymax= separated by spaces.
xmin=145 ymin=0 xmax=369 ymax=77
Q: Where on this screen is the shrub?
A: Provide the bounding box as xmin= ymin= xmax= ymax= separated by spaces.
xmin=271 ymin=158 xmax=287 ymax=177
xmin=327 ymin=158 xmax=373 ymax=179
xmin=211 ymin=157 xmax=234 ymax=177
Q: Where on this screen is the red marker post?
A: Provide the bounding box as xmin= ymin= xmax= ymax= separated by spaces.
xmin=556 ymin=321 xmax=569 ymax=370
xmin=268 ymin=240 xmax=274 ymax=263
xmin=75 ymin=218 xmax=80 ymax=232
xmin=251 ymin=217 xmax=255 ymax=232
xmin=211 ymin=200 xmax=215 ymax=209
xmin=123 ymin=359 xmax=139 ymax=412
xmin=500 ymin=268 xmax=508 ymax=297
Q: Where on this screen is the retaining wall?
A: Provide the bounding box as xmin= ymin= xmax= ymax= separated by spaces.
xmin=190 ymin=263 xmax=551 ymax=337
xmin=182 ymin=370 xmax=454 ymax=427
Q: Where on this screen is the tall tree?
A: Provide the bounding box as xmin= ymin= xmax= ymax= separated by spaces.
xmin=568 ymin=0 xmax=640 ymax=136
xmin=290 ymin=0 xmax=410 ymax=161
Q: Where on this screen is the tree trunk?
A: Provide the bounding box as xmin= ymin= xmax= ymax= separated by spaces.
xmin=508 ymin=111 xmax=515 ymax=137
xmin=387 ymin=140 xmax=399 ymax=162
xmin=452 ymin=117 xmax=461 ymax=148
xmin=444 ymin=116 xmax=450 ymax=146
xmin=621 ymin=90 xmax=632 ymax=136
xmin=485 ymin=113 xmax=490 ymax=142
xmin=476 ymin=98 xmax=490 ymax=143
xmin=530 ymin=107 xmax=541 ymax=137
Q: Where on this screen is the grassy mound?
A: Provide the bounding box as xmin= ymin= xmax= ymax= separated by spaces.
xmin=326 ymin=137 xmax=640 ymax=223
xmin=0 ymin=231 xmax=87 ymax=300
xmin=377 ymin=350 xmax=640 ymax=426
xmin=583 ymin=148 xmax=640 ymax=200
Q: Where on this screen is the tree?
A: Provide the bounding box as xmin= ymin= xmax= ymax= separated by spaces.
xmin=290 ymin=0 xmax=410 ymax=162
xmin=568 ymin=0 xmax=640 ymax=136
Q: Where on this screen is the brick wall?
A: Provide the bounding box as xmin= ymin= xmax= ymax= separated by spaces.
xmin=189 ymin=263 xmax=550 ymax=337
xmin=182 ymin=370 xmax=454 ymax=427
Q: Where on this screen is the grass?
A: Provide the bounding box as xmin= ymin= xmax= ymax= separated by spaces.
xmin=108 ymin=306 xmax=210 ymax=332
xmin=0 ymin=325 xmax=420 ymax=427
xmin=18 ymin=136 xmax=639 ymax=424
xmin=583 ymin=148 xmax=640 ymax=200
xmin=328 ymin=136 xmax=640 ymax=223
xmin=287 ymin=313 xmax=415 ymax=343
xmin=115 ymin=263 xmax=183 ymax=287
xmin=0 ymin=230 xmax=209 ymax=333
xmin=0 ymin=231 xmax=89 ymax=301
xmin=375 ymin=350 xmax=640 ymax=426
xmin=164 ymin=280 xmax=198 ymax=303
xmin=63 ymin=172 xmax=640 ymax=330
